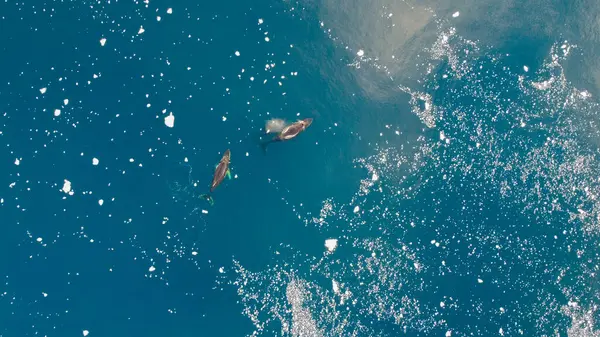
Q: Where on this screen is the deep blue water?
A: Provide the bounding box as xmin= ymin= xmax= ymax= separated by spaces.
xmin=2 ymin=0 xmax=600 ymax=336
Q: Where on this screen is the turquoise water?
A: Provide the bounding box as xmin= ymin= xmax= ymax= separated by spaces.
xmin=2 ymin=0 xmax=600 ymax=336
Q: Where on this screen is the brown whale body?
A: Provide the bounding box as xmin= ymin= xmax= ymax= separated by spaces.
xmin=210 ymin=149 xmax=230 ymax=192
xmin=276 ymin=118 xmax=313 ymax=141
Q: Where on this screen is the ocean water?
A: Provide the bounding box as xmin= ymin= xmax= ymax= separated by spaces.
xmin=2 ymin=0 xmax=600 ymax=336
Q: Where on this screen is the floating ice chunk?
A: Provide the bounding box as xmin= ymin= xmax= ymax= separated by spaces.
xmin=523 ymin=65 xmax=529 ymax=72
xmin=218 ymin=267 xmax=225 ymax=273
xmin=61 ymin=179 xmax=72 ymax=194
xmin=258 ymin=18 xmax=263 ymax=24
xmin=332 ymin=280 xmax=339 ymax=293
xmin=98 ymin=199 xmax=104 ymax=206
xmin=222 ymin=116 xmax=227 ymax=121
xmin=371 ymin=172 xmax=379 ymax=181
xmin=36 ymin=237 xmax=42 ymax=242
xmin=235 ymin=51 xmax=240 ymax=56
xmin=440 ymin=301 xmax=445 ymax=307
xmin=446 ymin=331 xmax=452 ymax=337
xmin=167 ymin=8 xmax=172 ymax=14
xmin=42 ymin=292 xmax=48 ymax=297
xmin=54 ymin=109 xmax=61 ymax=117
xmin=353 ymin=205 xmax=360 ymax=213
xmin=452 ymin=11 xmax=460 ymax=17
xmin=201 ymin=209 xmax=208 ymax=214
xmin=138 ymin=26 xmax=145 ymax=34
xmin=477 ymin=278 xmax=483 ymax=283
xmin=92 ymin=158 xmax=99 ymax=165
xmin=64 ymin=99 xmax=69 ymax=105
xmin=357 ymin=49 xmax=364 ymax=57
xmin=156 ymin=16 xmax=161 ymax=21
xmin=14 ymin=159 xmax=19 ymax=166
xmin=191 ymin=251 xmax=198 ymax=256
xmin=83 ymin=330 xmax=89 ymax=337
xmin=149 ymin=266 xmax=156 ymax=272
xmin=264 ymin=37 xmax=270 ymax=42
xmin=325 ymin=239 xmax=338 ymax=252
xmin=100 ymin=38 xmax=106 ymax=46
xmin=39 ymin=87 xmax=47 ymax=94
xmin=164 ymin=112 xmax=175 ymax=128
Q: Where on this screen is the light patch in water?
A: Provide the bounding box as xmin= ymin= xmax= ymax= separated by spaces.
xmin=265 ymin=118 xmax=287 ymax=133
xmin=99 ymin=38 xmax=106 ymax=46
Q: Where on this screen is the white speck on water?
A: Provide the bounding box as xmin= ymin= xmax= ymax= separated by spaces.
xmin=388 ymin=13 xmax=393 ymax=17
xmin=477 ymin=278 xmax=484 ymax=283
xmin=258 ymin=18 xmax=264 ymax=24
xmin=222 ymin=116 xmax=227 ymax=122
xmin=100 ymin=38 xmax=106 ymax=46
xmin=235 ymin=51 xmax=240 ymax=56
xmin=138 ymin=26 xmax=145 ymax=34
xmin=42 ymin=292 xmax=48 ymax=297
xmin=440 ymin=301 xmax=445 ymax=308
xmin=219 ymin=267 xmax=225 ymax=273
xmin=245 ymin=152 xmax=249 ymax=157
xmin=357 ymin=49 xmax=364 ymax=57
xmin=499 ymin=328 xmax=504 ymax=336
xmin=325 ymin=239 xmax=338 ymax=252
xmin=36 ymin=237 xmax=42 ymax=242
xmin=82 ymin=330 xmax=89 ymax=337
xmin=61 ymin=179 xmax=72 ymax=194
xmin=191 ymin=251 xmax=198 ymax=256
xmin=201 ymin=209 xmax=208 ymax=214
xmin=452 ymin=11 xmax=460 ymax=17
xmin=149 ymin=266 xmax=156 ymax=272
xmin=265 ymin=37 xmax=270 ymax=42
xmin=92 ymin=158 xmax=99 ymax=165
xmin=523 ymin=65 xmax=529 ymax=72
xmin=98 ymin=199 xmax=104 ymax=206
xmin=14 ymin=159 xmax=20 ymax=166
xmin=39 ymin=87 xmax=47 ymax=94
xmin=164 ymin=112 xmax=175 ymax=128
xmin=156 ymin=16 xmax=161 ymax=21
xmin=167 ymin=8 xmax=172 ymax=14
xmin=63 ymin=99 xmax=69 ymax=105
xmin=446 ymin=331 xmax=452 ymax=337
xmin=353 ymin=205 xmax=360 ymax=213
xmin=440 ymin=131 xmax=446 ymax=141
xmin=129 ymin=158 xmax=134 ymax=163
xmin=371 ymin=172 xmax=379 ymax=181
xmin=54 ymin=109 xmax=61 ymax=117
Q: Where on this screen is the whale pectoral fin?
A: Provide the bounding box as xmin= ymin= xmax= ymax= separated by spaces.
xmin=226 ymin=169 xmax=232 ymax=180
